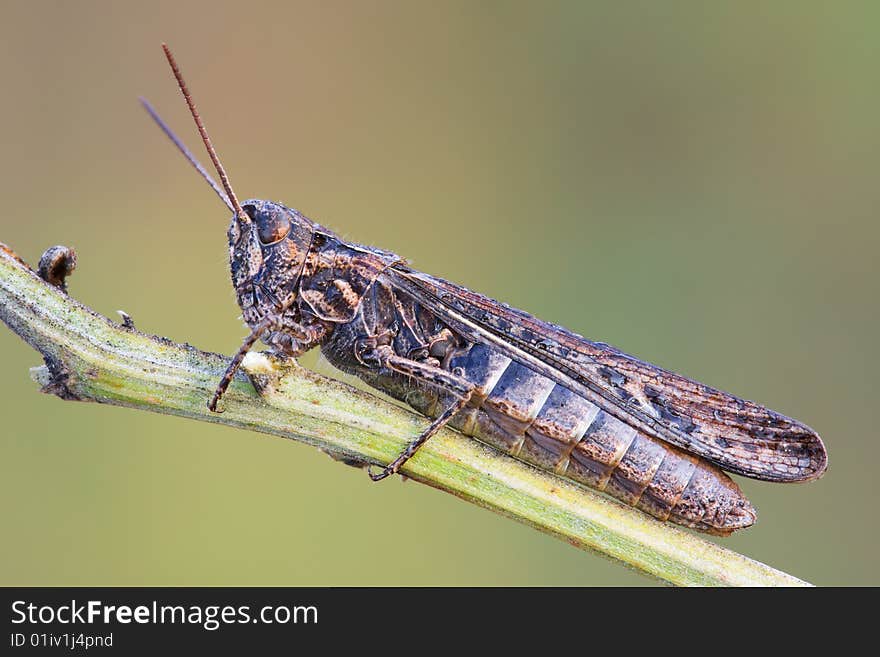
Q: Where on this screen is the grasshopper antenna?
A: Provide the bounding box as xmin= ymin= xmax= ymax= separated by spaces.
xmin=139 ymin=97 xmax=234 ymax=213
xmin=160 ymin=43 xmax=250 ymax=225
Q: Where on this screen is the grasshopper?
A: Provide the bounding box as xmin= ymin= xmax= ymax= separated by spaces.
xmin=144 ymin=45 xmax=826 ymax=535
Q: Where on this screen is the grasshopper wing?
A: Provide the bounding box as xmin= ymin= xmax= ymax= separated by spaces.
xmin=385 ymin=266 xmax=827 ymax=482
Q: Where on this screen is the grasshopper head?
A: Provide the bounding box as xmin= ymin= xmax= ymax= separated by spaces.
xmin=145 ymin=47 xmax=330 ymax=354
xmin=228 ymin=199 xmax=316 ymax=327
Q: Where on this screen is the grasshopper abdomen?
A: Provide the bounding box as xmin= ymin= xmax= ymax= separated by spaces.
xmin=323 ymin=290 xmax=755 ymax=535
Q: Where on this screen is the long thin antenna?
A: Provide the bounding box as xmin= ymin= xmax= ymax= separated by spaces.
xmin=161 ymin=43 xmax=250 ymax=225
xmin=139 ymin=97 xmax=234 ymax=212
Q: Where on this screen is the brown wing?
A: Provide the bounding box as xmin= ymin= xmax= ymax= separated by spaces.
xmin=385 ymin=266 xmax=827 ymax=482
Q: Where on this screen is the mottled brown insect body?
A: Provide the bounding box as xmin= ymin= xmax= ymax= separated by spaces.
xmin=321 ymin=276 xmax=756 ymax=535
xmin=219 ymin=200 xmax=823 ymax=534
xmin=148 ymin=46 xmax=827 ymax=536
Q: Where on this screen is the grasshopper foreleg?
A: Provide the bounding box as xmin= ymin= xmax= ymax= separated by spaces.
xmin=209 ymin=311 xmax=321 ymax=412
xmin=209 ymin=314 xmax=282 ymax=412
xmin=359 ymin=345 xmax=474 ymax=481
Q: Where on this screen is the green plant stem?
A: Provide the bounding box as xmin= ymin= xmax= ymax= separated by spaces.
xmin=0 ymin=243 xmax=811 ymax=586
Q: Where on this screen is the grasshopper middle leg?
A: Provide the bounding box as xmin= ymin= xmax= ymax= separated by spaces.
xmin=359 ymin=344 xmax=474 ymax=481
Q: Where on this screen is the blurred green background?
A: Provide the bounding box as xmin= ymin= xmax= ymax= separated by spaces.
xmin=1 ymin=1 xmax=877 ymax=586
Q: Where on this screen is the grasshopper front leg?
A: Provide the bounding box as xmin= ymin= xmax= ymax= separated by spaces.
xmin=209 ymin=311 xmax=325 ymax=412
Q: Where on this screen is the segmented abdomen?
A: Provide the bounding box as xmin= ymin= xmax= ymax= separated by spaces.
xmin=436 ymin=344 xmax=756 ymax=535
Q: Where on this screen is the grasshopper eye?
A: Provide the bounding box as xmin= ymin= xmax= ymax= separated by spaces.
xmin=245 ymin=204 xmax=291 ymax=245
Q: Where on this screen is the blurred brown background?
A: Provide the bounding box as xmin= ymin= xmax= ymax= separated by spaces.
xmin=1 ymin=1 xmax=877 ymax=585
